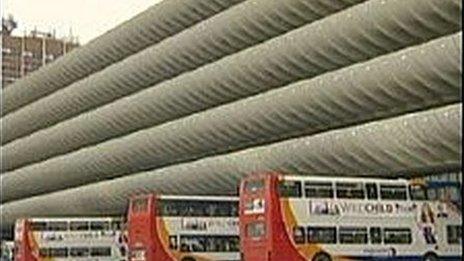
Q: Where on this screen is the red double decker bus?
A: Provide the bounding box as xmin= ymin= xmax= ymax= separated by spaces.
xmin=128 ymin=194 xmax=240 ymax=261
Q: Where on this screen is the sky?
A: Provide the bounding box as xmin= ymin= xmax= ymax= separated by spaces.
xmin=2 ymin=0 xmax=163 ymax=44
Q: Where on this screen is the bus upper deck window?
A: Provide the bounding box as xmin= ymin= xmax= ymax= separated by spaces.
xmin=132 ymin=198 xmax=148 ymax=212
xmin=365 ymin=183 xmax=378 ymax=200
xmin=246 ymin=222 xmax=266 ymax=239
xmin=447 ymin=187 xmax=460 ymax=202
xmin=427 ymin=189 xmax=438 ymax=201
xmin=409 ymin=184 xmax=428 ymax=200
xmin=90 ymin=221 xmax=110 ymax=231
xmin=30 ymin=222 xmax=47 ymax=231
xmin=230 ymin=202 xmax=239 ymax=216
xmin=245 ymin=179 xmax=264 ymax=193
xmin=278 ymin=180 xmax=302 ymax=198
xmin=70 ymin=221 xmax=89 ymax=231
xmin=380 ymin=184 xmax=407 ymax=200
xmin=47 ymin=221 xmax=68 ymax=231
xmin=111 ymin=220 xmax=122 ymax=230
xmin=336 ymin=183 xmax=365 ymax=199
xmin=304 ymin=182 xmax=333 ymax=198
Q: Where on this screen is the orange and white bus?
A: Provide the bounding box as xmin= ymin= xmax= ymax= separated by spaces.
xmin=240 ymin=172 xmax=462 ymax=261
xmin=14 ymin=217 xmax=127 ymax=261
xmin=128 ymin=194 xmax=240 ymax=261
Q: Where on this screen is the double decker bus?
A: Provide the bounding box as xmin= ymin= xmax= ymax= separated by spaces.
xmin=240 ymin=172 xmax=462 ymax=261
xmin=14 ymin=217 xmax=127 ymax=261
xmin=128 ymin=194 xmax=240 ymax=261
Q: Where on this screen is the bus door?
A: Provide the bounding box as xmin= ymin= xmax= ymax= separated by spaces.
xmin=128 ymin=194 xmax=157 ymax=261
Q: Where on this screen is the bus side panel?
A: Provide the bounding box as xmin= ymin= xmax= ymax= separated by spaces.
xmin=269 ymin=183 xmax=306 ymax=261
xmin=160 ymin=216 xmax=239 ymax=261
xmin=154 ymin=216 xmax=182 ymax=260
xmin=128 ymin=195 xmax=176 ymax=261
xmin=279 ymin=199 xmax=336 ymax=260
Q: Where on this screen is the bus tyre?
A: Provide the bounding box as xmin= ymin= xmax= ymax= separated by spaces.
xmin=312 ymin=252 xmax=331 ymax=261
xmin=423 ymin=252 xmax=438 ymax=261
xmin=181 ymin=257 xmax=196 ymax=261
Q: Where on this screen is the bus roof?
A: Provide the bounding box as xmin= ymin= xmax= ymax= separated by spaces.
xmin=17 ymin=216 xmax=122 ymax=222
xmin=280 ymin=174 xmax=409 ymax=184
xmin=158 ymin=195 xmax=239 ymax=201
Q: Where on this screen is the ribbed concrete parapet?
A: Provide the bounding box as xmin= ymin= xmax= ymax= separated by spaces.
xmin=2 ymin=0 xmax=461 ymax=170
xmin=1 ymin=32 xmax=461 ymax=193
xmin=2 ymin=33 xmax=462 ymax=204
xmin=1 ymin=0 xmax=366 ymax=144
xmin=2 ymin=0 xmax=244 ymax=116
xmin=1 ymin=104 xmax=461 ymax=228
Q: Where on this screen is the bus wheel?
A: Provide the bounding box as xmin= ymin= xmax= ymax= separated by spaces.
xmin=181 ymin=257 xmax=196 ymax=261
xmin=423 ymin=252 xmax=438 ymax=261
xmin=312 ymin=252 xmax=331 ymax=261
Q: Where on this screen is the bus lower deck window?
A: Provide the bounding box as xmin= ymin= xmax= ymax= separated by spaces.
xmin=90 ymin=247 xmax=112 ymax=257
xmin=293 ymin=226 xmax=305 ymax=244
xmin=169 ymin=235 xmax=178 ymax=250
xmin=447 ymin=225 xmax=462 ymax=244
xmin=369 ymin=227 xmax=382 ymax=244
xmin=246 ymin=222 xmax=266 ymax=239
xmin=339 ymin=227 xmax=368 ymax=244
xmin=39 ymin=248 xmax=49 ymax=257
xmin=179 ymin=235 xmax=239 ymax=252
xmin=307 ymin=226 xmax=336 ymax=244
xmin=70 ymin=247 xmax=90 ymax=257
xmin=383 ymin=228 xmax=412 ymax=244
xmin=49 ymin=247 xmax=68 ymax=257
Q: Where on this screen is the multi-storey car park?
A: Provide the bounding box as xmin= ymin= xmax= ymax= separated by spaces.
xmin=0 ymin=1 xmax=462 ymax=259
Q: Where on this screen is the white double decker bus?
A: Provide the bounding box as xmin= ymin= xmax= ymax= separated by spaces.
xmin=240 ymin=172 xmax=462 ymax=261
xmin=128 ymin=194 xmax=240 ymax=261
xmin=14 ymin=217 xmax=127 ymax=261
